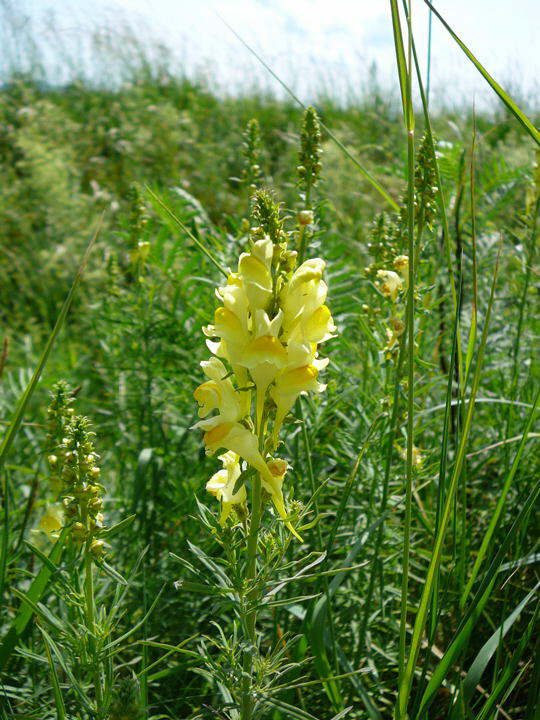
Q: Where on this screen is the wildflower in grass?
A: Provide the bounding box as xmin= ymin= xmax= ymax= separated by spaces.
xmin=242 ymin=118 xmax=263 ymax=193
xmin=60 ymin=415 xmax=106 ymax=558
xmin=383 ymin=316 xmax=406 ymax=355
xmin=29 ymin=503 xmax=64 ymax=548
xmin=376 ymin=269 xmax=403 ymax=302
xmin=206 ymin=451 xmax=246 ymax=525
xmin=297 ymin=106 xmax=323 ymax=189
xmin=393 ymin=254 xmax=409 ymax=277
xmin=193 ymin=189 xmax=334 ymax=538
xmin=45 ymin=380 xmax=75 ymax=495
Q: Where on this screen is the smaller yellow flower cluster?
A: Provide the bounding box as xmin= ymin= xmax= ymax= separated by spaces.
xmin=60 ymin=416 xmax=107 ymax=559
xmin=372 ymin=255 xmax=409 ymax=356
xmin=194 ymin=229 xmax=335 ymax=537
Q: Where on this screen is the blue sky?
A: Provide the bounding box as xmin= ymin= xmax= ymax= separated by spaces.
xmin=3 ymin=0 xmax=539 ymax=109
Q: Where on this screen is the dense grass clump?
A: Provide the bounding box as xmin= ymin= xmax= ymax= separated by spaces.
xmin=0 ymin=7 xmax=539 ymax=719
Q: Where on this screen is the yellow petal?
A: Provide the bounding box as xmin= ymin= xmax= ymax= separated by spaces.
xmin=214 ymin=307 xmax=247 ymax=345
xmin=301 ymin=305 xmax=336 ymax=343
xmin=241 ymin=335 xmax=288 ymax=369
xmin=238 ymin=254 xmax=272 ymax=309
xmin=376 ymin=270 xmax=402 ymax=302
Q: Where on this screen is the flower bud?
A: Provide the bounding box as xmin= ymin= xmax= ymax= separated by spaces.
xmin=297 ymin=210 xmax=314 ymax=226
xmin=90 ymin=539 xmax=105 ymax=559
xmin=71 ymin=522 xmax=87 ymax=543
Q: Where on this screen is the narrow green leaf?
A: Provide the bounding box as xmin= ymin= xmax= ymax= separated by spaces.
xmin=40 ymin=628 xmax=66 ymax=720
xmin=389 ymin=0 xmax=409 ymax=124
xmin=0 ymin=528 xmax=67 ymax=671
xmin=474 ymin=608 xmax=538 ymax=720
xmin=454 ymin=582 xmax=539 ymax=714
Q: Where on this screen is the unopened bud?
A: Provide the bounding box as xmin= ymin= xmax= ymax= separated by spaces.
xmin=71 ymin=522 xmax=87 ymax=542
xmin=90 ymin=539 xmax=105 ymax=559
xmin=297 ymin=210 xmax=314 ymax=226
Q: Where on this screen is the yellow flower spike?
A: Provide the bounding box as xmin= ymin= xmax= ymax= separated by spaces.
xmin=206 ymin=452 xmax=246 ymax=526
xmin=376 ymin=269 xmax=403 ymax=302
xmin=263 ymin=459 xmax=303 ymax=541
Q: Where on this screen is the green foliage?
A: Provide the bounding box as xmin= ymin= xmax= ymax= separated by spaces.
xmin=0 ymin=20 xmax=538 ymax=720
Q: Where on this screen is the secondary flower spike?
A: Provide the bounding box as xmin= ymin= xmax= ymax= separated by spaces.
xmin=193 ymin=189 xmax=335 ymax=537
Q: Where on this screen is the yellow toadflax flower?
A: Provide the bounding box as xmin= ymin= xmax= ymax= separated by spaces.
xmin=193 ymin=190 xmax=335 ymax=537
xmin=376 ymin=269 xmax=403 ymax=302
xmin=206 ymin=452 xmax=247 ymax=525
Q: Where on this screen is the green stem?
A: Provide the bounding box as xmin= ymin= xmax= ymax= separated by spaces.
xmin=397 ymin=122 xmax=416 ymax=693
xmin=84 ymin=549 xmax=103 ymax=714
xmin=240 ymin=393 xmax=266 ymax=720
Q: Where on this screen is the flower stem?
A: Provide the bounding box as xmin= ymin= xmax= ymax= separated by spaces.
xmin=84 ymin=549 xmax=103 ymax=714
xmin=240 ymin=394 xmax=265 ymax=719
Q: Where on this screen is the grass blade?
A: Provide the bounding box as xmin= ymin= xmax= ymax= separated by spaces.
xmin=41 ymin=628 xmax=66 ymax=720
xmin=396 ymin=247 xmax=501 ymax=718
xmin=451 ymin=582 xmax=539 ymax=716
xmin=417 ymin=478 xmax=540 ymax=715
xmin=145 ymin=185 xmax=229 ymax=278
xmin=460 ymin=389 xmax=539 ymax=606
xmin=423 ymin=0 xmax=540 ymax=145
xmin=0 ymin=529 xmax=67 ymax=671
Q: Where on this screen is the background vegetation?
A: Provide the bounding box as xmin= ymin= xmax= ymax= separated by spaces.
xmin=0 ymin=4 xmax=538 ymax=719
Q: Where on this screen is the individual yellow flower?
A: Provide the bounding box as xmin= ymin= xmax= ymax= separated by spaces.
xmin=270 ymin=362 xmax=327 ymax=446
xmin=289 ymin=304 xmax=336 ymax=344
xmin=263 ymin=458 xmax=302 ymax=541
xmin=376 ymin=269 xmax=403 ymax=302
xmin=280 ymin=258 xmax=327 ymax=337
xmin=39 ymin=503 xmax=64 ymax=535
xmin=239 ymin=309 xmax=288 ymax=430
xmin=383 ymin=316 xmax=405 ymax=353
xmin=193 ymin=357 xmax=242 ymax=422
xmin=30 ymin=503 xmax=63 ymax=549
xmin=216 ymin=273 xmax=250 ymax=332
xmin=202 ymin=421 xmax=271 ymax=480
xmin=206 ymin=452 xmax=247 ymax=525
xmin=237 ymin=236 xmax=274 ymax=310
xmin=393 ymin=254 xmax=409 ymax=277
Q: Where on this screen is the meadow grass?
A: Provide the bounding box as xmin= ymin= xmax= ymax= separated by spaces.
xmin=0 ymin=3 xmax=539 ymax=719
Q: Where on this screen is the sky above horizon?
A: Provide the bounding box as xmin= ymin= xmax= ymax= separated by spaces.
xmin=3 ymin=0 xmax=539 ymax=110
